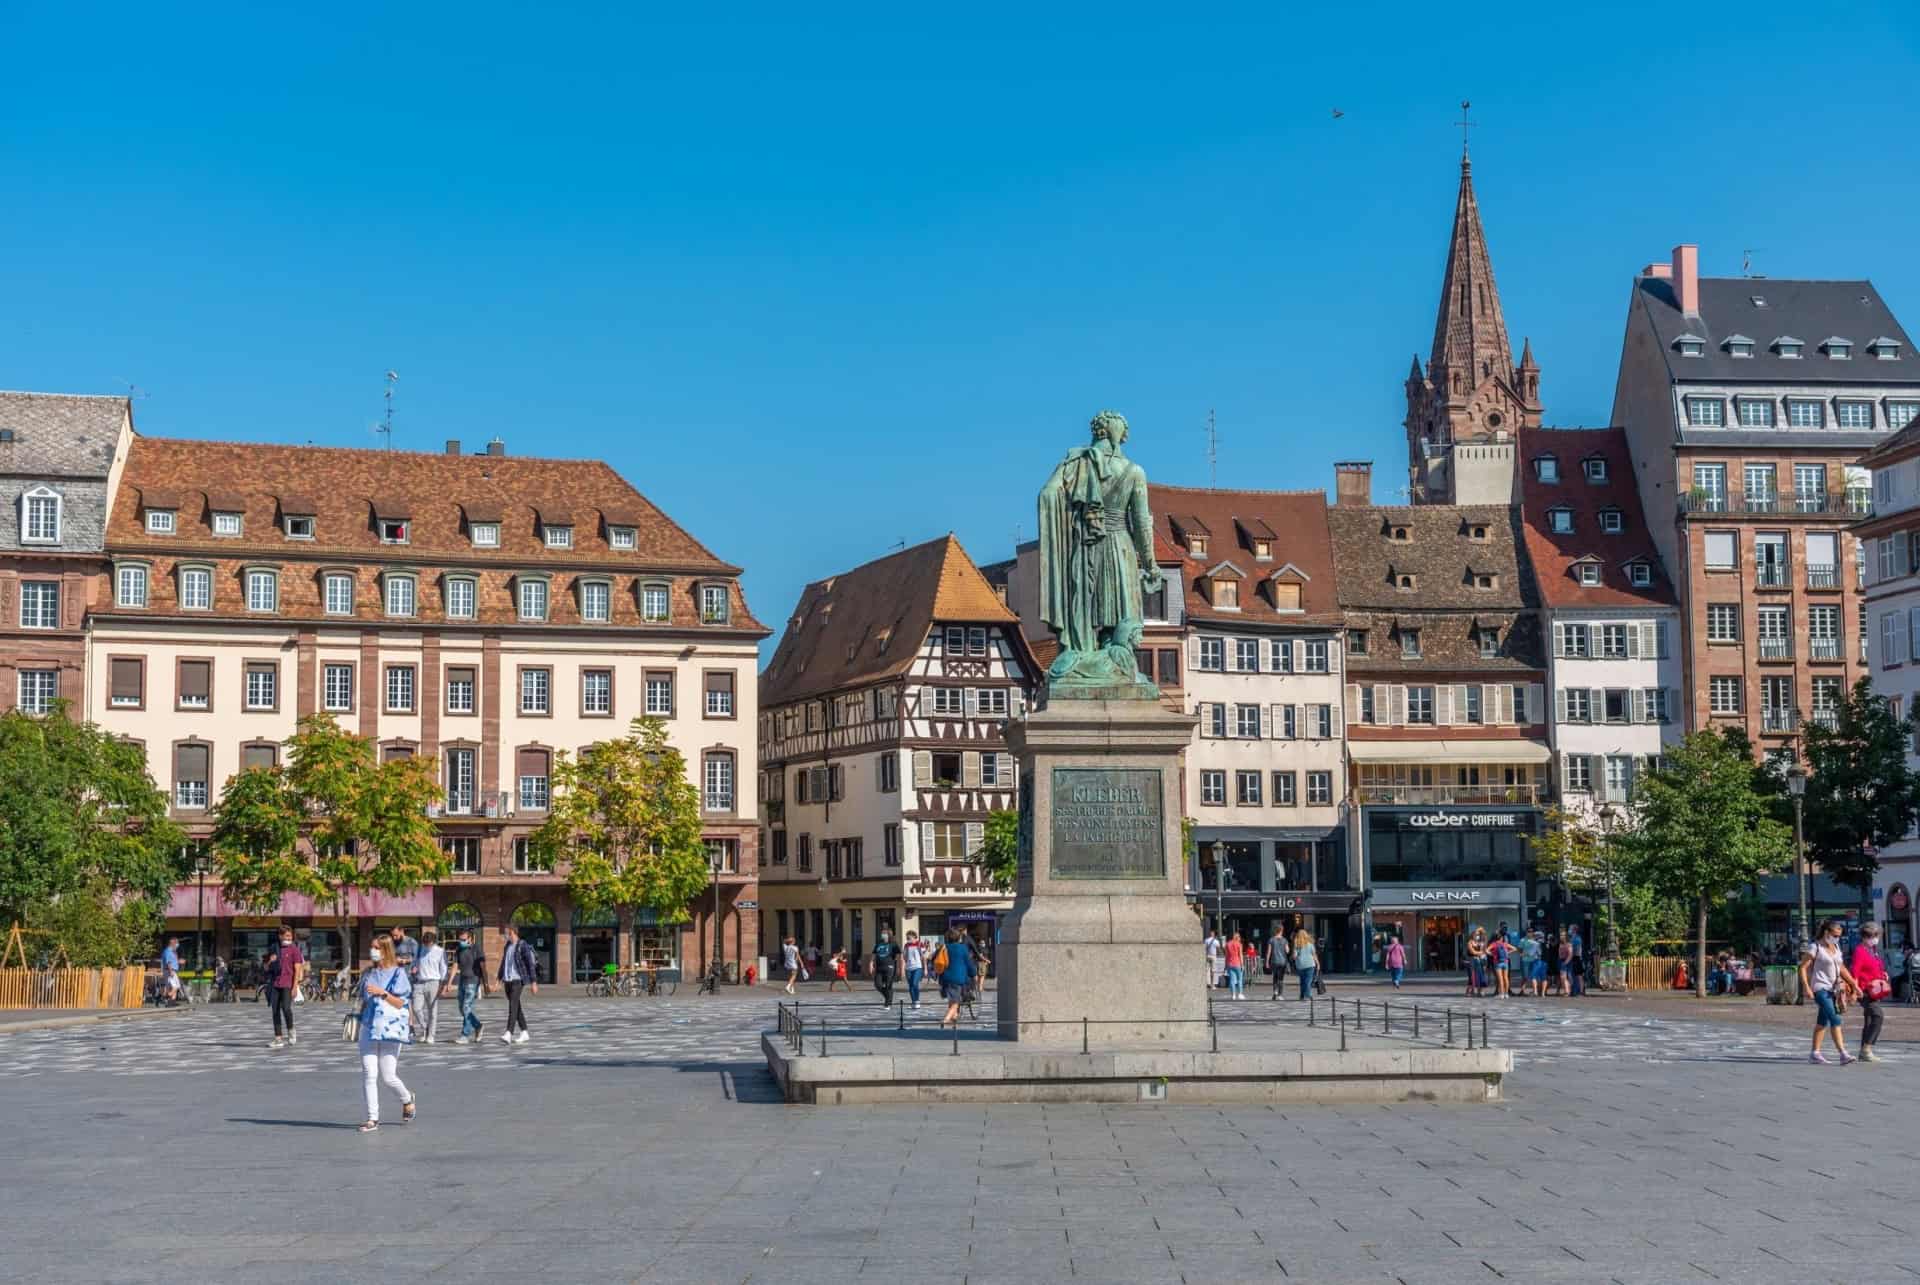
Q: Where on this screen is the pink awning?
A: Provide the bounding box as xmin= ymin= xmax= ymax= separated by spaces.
xmin=166 ymin=884 xmax=435 ymax=919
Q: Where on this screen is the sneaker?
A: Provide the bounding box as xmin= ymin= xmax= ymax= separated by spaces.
xmin=288 ymin=1032 xmax=297 ymax=1046
xmin=269 ymin=1038 xmax=285 ymax=1050
xmin=423 ymin=1037 xmax=434 ymax=1045
xmin=514 ymin=1031 xmax=530 ymax=1045
xmin=453 ymin=1036 xmax=470 ymax=1045
xmin=501 ymin=1031 xmax=515 ymax=1044
xmin=1810 ymin=1052 xmax=1830 ymax=1064
xmin=1862 ymin=1049 xmax=1882 ymax=1063
xmin=1839 ymin=1052 xmax=1856 ymax=1066
xmin=359 ymin=1120 xmax=379 ymax=1133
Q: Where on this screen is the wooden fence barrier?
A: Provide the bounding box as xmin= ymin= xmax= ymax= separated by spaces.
xmin=0 ymin=966 xmax=146 ymax=1010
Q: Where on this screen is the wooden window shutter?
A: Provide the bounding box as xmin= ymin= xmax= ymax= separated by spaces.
xmin=999 ymin=752 xmax=1015 ymax=788
xmin=829 ymin=763 xmax=843 ymax=800
xmin=964 ymin=821 xmax=985 ymax=858
xmin=1372 ymin=684 xmax=1390 ymax=725
xmin=179 ymin=660 xmax=211 ymax=702
xmin=1495 ymin=684 xmax=1514 ymax=724
xmin=1552 ymin=621 xmax=1565 ymax=657
xmin=1589 ymin=689 xmax=1604 ymax=724
xmin=1389 ymin=685 xmax=1407 ymax=726
xmin=110 ymin=658 xmax=142 ymax=703
xmin=1435 ymin=685 xmax=1453 ymax=726
xmin=962 ymin=751 xmax=982 ymax=788
xmin=1625 ymin=626 xmax=1640 ymax=660
xmin=174 ymin=742 xmax=208 ymax=782
xmin=1529 ymin=685 xmax=1545 ymax=724
xmin=1556 ymin=688 xmax=1569 ymax=724
xmin=912 ymin=750 xmax=933 ymax=788
xmin=517 ymin=747 xmax=548 ymax=778
xmin=1483 ymin=683 xmax=1502 ymax=725
xmin=1328 ymin=701 xmax=1341 ymax=739
xmin=1631 ymin=690 xmax=1647 ymax=723
xmin=1345 ymin=683 xmax=1360 ymax=715
xmin=1188 ymin=634 xmax=1204 ymax=666
xmin=1650 ymin=621 xmax=1665 ymax=659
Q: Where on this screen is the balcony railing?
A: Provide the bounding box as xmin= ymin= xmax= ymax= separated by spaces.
xmin=1758 ymin=637 xmax=1793 ymax=660
xmin=1762 ymin=709 xmax=1798 ymax=733
xmin=1356 ymin=783 xmax=1550 ymax=806
xmin=1810 ymin=638 xmax=1841 ymax=661
xmin=1806 ymin=565 xmax=1839 ymax=589
xmin=1681 ymin=491 xmax=1873 ymax=518
xmin=431 ymin=790 xmax=512 ymax=819
xmin=1756 ymin=565 xmax=1788 ymax=588
xmin=1808 ymin=710 xmax=1840 ymax=732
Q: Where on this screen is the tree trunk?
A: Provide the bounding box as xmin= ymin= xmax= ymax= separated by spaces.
xmin=1695 ymin=894 xmax=1708 ymax=999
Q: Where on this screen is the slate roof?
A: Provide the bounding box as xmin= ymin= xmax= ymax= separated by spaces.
xmin=1632 ymin=277 xmax=1920 ymax=385
xmin=1149 ymin=485 xmax=1340 ymax=629
xmin=759 ymin=535 xmax=1020 ymax=707
xmin=0 ymin=392 xmax=128 ymax=477
xmin=1516 ymin=426 xmax=1677 ymax=609
xmin=109 ymin=437 xmax=740 ymax=573
xmin=1326 ymin=504 xmax=1536 ymax=611
xmin=1855 ymin=413 xmax=1920 ymax=468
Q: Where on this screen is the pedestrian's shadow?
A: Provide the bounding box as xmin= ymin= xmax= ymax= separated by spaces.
xmin=225 ymin=1117 xmax=360 ymax=1129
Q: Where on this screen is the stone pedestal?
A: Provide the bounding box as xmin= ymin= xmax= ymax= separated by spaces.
xmin=996 ymin=698 xmax=1208 ymax=1047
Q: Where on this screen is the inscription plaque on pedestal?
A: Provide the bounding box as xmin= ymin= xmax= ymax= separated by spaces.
xmin=1049 ymin=766 xmax=1164 ymax=879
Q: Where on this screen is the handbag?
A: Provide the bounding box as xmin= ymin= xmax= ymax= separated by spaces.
xmin=931 ymin=944 xmax=949 ymax=974
xmin=1864 ymin=977 xmax=1892 ymax=1002
xmin=340 ymin=1008 xmax=359 ymax=1042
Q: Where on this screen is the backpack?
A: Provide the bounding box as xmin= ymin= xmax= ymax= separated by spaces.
xmin=931 ymin=943 xmax=949 ymax=974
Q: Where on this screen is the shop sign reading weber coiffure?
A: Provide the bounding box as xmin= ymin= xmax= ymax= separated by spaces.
xmin=1402 ymin=812 xmax=1524 ymax=829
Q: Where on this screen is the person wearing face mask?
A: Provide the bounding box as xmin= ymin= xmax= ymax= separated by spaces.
xmin=264 ymin=927 xmax=304 ymax=1049
xmin=870 ymin=930 xmax=899 ymax=1008
xmin=1799 ymin=918 xmax=1860 ymax=1066
xmin=493 ymin=922 xmax=538 ymax=1045
xmin=356 ymin=937 xmax=416 ymax=1132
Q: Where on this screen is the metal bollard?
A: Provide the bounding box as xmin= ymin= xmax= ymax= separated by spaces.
xmin=1210 ymin=1012 xmax=1219 ymax=1053
xmin=1465 ymin=1013 xmax=1474 ymax=1050
xmin=1383 ymin=1000 xmax=1391 ymax=1034
xmin=1446 ymin=1008 xmax=1454 ymax=1045
xmin=1082 ymin=1016 xmax=1089 ymax=1055
xmin=1339 ymin=1011 xmax=1347 ymax=1052
xmin=1413 ymin=1005 xmax=1420 ymax=1040
xmin=1481 ymin=1013 xmax=1489 ymax=1048
xmin=819 ymin=1018 xmax=829 ymax=1057
xmin=1308 ymin=995 xmax=1315 ymax=1027
xmin=898 ymin=1001 xmax=905 ymax=1031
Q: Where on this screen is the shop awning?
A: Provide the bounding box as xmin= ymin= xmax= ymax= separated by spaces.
xmin=1347 ymin=739 xmax=1551 ymax=765
xmin=166 ymin=885 xmax=435 ymax=919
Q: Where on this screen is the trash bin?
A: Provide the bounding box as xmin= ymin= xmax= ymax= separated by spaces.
xmin=1597 ymin=959 xmax=1627 ymax=992
xmin=723 ymin=960 xmax=740 ymax=985
xmin=188 ymin=979 xmax=213 ymax=1005
xmin=1764 ymin=965 xmax=1799 ymax=1005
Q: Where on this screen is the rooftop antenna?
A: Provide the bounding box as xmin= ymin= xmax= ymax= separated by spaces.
xmin=1742 ymin=248 xmax=1765 ymax=276
xmin=1205 ymin=408 xmax=1219 ymax=489
xmin=376 ymin=370 xmax=399 ymax=449
xmin=1457 ymin=99 xmax=1475 ymax=159
xmin=111 ymin=378 xmax=150 ymax=402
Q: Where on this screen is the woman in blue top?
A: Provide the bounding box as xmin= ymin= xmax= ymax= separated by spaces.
xmin=356 ymin=937 xmax=416 ymax=1133
xmin=938 ymin=929 xmax=975 ymax=1029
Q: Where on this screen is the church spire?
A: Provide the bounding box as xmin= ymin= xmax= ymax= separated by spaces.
xmin=1427 ymin=152 xmax=1514 ymax=393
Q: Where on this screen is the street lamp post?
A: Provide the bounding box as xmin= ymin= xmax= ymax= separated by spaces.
xmin=191 ymin=847 xmax=208 ymax=974
xmin=1210 ymin=841 xmax=1227 ymax=939
xmin=1597 ymin=804 xmax=1620 ymax=961
xmin=1787 ymin=766 xmax=1809 ymax=944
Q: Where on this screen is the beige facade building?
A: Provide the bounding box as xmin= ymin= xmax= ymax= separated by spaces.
xmin=91 ymin=435 xmax=766 ymax=982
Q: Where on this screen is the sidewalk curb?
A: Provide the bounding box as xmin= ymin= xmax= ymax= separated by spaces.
xmin=0 ymin=1007 xmax=190 ymax=1035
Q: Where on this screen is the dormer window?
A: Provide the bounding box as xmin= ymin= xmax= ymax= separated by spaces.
xmin=1583 ymin=457 xmax=1608 ymax=483
xmin=145 ymin=509 xmax=175 ymax=534
xmin=607 ymin=526 xmax=636 ymax=550
xmin=1393 ymin=573 xmax=1416 ymax=591
xmin=1472 ymin=573 xmax=1497 ymax=590
xmin=1467 ymin=523 xmax=1489 ymax=541
xmin=701 ymin=583 xmax=730 ymax=624
xmin=1823 ymin=337 xmax=1853 ymax=361
xmin=1599 ymin=507 xmax=1625 ymax=534
xmin=1548 ymin=507 xmax=1574 ymax=534
xmin=1869 ymin=337 xmax=1903 ymax=361
xmin=20 ymin=487 xmax=60 ymax=544
xmin=284 ymin=515 xmax=314 ymax=539
xmin=212 ymin=512 xmax=243 ymax=537
xmin=470 ymin=522 xmax=499 ymax=548
xmin=1628 ymin=562 xmax=1653 ymax=588
xmin=1723 ymin=334 xmax=1754 ymax=358
xmin=1252 ymin=540 xmax=1271 ymax=560
xmin=379 ymin=519 xmax=408 ymax=544
xmin=1398 ymin=629 xmax=1421 ymax=659
xmin=1188 ymin=536 xmax=1207 ymax=557
xmin=1675 ymin=335 xmax=1706 ymax=357
xmin=1575 ymin=563 xmax=1601 ymax=587
xmin=543 ymin=524 xmax=573 ymax=550
xmin=1211 ymin=579 xmax=1239 ymax=609
xmin=1534 ymin=456 xmax=1559 ymax=482
xmin=1389 ymin=525 xmax=1411 ymax=542
xmin=1476 ymin=628 xmax=1500 ymax=657
xmin=1774 ymin=337 xmax=1804 ymax=358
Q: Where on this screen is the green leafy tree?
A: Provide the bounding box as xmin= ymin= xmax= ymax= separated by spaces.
xmin=0 ymin=703 xmax=185 ymax=929
xmin=210 ymin=715 xmax=447 ymax=939
xmin=527 ymin=718 xmax=708 ymax=920
xmin=1799 ymin=678 xmax=1920 ymax=904
xmin=979 ymin=810 xmax=1019 ymax=892
xmin=22 ymin=877 xmax=166 ymax=968
xmin=1527 ymin=806 xmax=1637 ymax=957
xmin=1615 ymin=730 xmax=1793 ymax=996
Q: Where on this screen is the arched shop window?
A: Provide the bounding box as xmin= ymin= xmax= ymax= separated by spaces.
xmin=439 ymin=901 xmax=482 ymax=942
xmin=572 ymin=905 xmax=620 ymax=981
xmin=510 ymin=901 xmax=557 ymax=984
xmin=632 ymin=907 xmax=682 ymax=980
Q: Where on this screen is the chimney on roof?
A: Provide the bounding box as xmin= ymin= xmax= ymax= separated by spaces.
xmin=1672 ymin=244 xmax=1699 ymax=315
xmin=1643 ymin=262 xmax=1673 ymax=279
xmin=444 ymin=439 xmax=461 ymax=456
xmin=485 ymin=438 xmax=506 ymax=457
xmin=1334 ymin=461 xmax=1372 ymax=507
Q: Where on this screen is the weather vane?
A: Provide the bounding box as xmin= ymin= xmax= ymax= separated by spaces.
xmin=1458 ymin=99 xmax=1475 ymax=157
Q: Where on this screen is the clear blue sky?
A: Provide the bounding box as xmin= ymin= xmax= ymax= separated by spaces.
xmin=6 ymin=4 xmax=1917 ymax=655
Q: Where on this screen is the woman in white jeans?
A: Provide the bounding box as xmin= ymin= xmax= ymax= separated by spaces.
xmin=357 ymin=937 xmax=416 ymax=1133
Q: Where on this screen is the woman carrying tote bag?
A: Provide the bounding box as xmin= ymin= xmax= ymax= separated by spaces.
xmin=356 ymin=937 xmax=417 ymax=1133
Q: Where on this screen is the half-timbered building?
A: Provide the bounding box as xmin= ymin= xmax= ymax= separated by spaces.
xmin=756 ymin=535 xmax=1041 ymax=971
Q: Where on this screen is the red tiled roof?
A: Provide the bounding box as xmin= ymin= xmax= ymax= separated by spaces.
xmin=1516 ymin=426 xmax=1677 ymax=608
xmin=1149 ymin=485 xmax=1341 ymax=627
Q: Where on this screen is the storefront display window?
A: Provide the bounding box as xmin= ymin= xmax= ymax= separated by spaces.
xmin=510 ymin=901 xmax=557 ymax=984
xmin=572 ymin=906 xmax=619 ymax=981
xmin=632 ymin=908 xmax=682 ymax=978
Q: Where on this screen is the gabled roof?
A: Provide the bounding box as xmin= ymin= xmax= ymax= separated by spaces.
xmin=1516 ymin=426 xmax=1676 ymax=609
xmin=759 ymin=534 xmax=1021 ymax=707
xmin=0 ymin=391 xmax=129 ymax=478
xmin=1631 ymin=277 xmax=1920 ymax=385
xmin=1326 ymin=504 xmax=1532 ymax=611
xmin=1149 ymin=484 xmax=1340 ymax=627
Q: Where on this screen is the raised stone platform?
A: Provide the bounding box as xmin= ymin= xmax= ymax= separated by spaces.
xmin=762 ymin=1020 xmax=1511 ymax=1105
